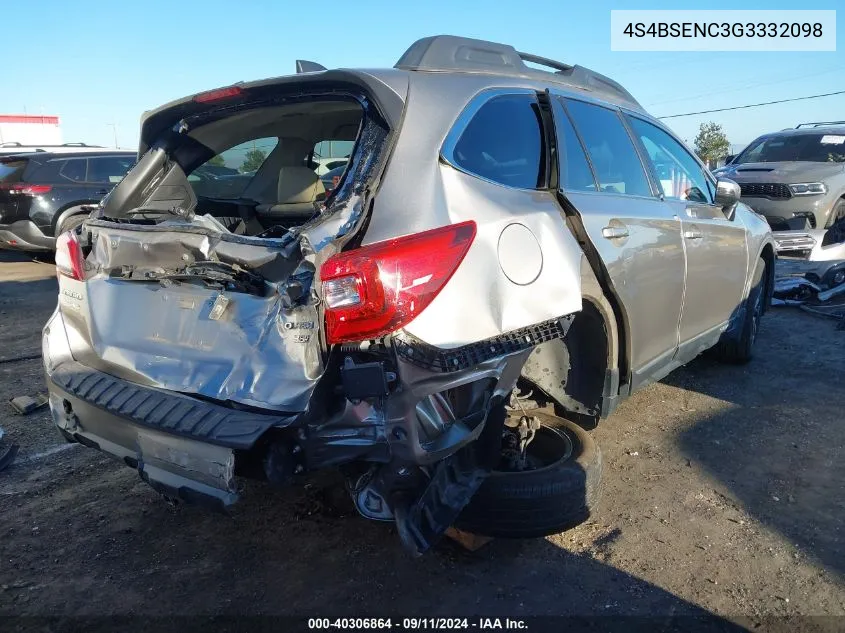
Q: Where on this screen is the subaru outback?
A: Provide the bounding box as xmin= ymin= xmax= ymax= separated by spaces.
xmin=42 ymin=36 xmax=774 ymax=554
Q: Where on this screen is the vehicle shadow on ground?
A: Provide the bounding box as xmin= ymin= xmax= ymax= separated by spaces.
xmin=665 ymin=315 xmax=845 ymax=581
xmin=0 ymin=458 xmax=744 ymax=630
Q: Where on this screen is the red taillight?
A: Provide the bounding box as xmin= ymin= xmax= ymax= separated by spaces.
xmin=320 ymin=221 xmax=476 ymax=344
xmin=0 ymin=183 xmax=52 ymax=196
xmin=55 ymin=231 xmax=85 ymax=281
xmin=193 ymin=85 xmax=243 ymax=103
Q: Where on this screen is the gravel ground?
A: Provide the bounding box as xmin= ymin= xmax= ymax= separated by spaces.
xmin=0 ymin=250 xmax=843 ymax=631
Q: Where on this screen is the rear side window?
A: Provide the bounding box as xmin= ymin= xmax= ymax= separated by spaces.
xmin=450 ymin=93 xmax=544 ymax=189
xmin=565 ymin=99 xmax=651 ymax=197
xmin=313 ymin=140 xmax=355 ymax=161
xmin=87 ymin=156 xmax=135 ymax=184
xmin=59 ymin=159 xmax=86 ymax=183
xmin=25 ymin=158 xmax=85 ymax=184
xmin=189 ymin=137 xmax=278 ymax=199
xmin=0 ymin=159 xmax=27 ymax=183
xmin=552 ymin=98 xmax=597 ymax=192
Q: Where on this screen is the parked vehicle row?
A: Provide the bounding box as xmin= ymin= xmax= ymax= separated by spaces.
xmin=0 ymin=149 xmax=136 ymax=250
xmin=41 ymin=36 xmax=775 ymax=555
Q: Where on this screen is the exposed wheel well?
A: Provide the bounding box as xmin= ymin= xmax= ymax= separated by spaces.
xmin=51 ymin=203 xmax=98 ymax=236
xmin=519 ymin=300 xmax=610 ymax=429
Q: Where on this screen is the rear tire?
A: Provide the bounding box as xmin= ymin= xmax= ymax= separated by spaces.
xmin=455 ymin=414 xmax=601 ymax=539
xmin=713 ymin=257 xmax=766 ymax=364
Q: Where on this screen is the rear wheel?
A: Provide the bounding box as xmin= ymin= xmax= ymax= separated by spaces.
xmin=456 ymin=414 xmax=601 ymax=538
xmin=713 ymin=257 xmax=766 ymax=364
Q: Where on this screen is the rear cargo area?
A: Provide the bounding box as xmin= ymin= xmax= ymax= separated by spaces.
xmin=53 ymin=83 xmax=396 ymax=411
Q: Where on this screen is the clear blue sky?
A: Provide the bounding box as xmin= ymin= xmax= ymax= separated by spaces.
xmin=3 ymin=0 xmax=843 ymax=151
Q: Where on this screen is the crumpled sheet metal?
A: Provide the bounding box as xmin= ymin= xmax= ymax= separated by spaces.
xmin=86 ymin=220 xmax=301 ymax=282
xmin=70 ymin=112 xmax=392 ymax=413
xmin=65 ymin=274 xmax=323 ymax=412
xmin=65 ymin=223 xmax=321 ymax=412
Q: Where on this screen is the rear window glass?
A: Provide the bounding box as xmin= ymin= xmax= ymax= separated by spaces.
xmin=451 ymin=93 xmax=544 ymax=189
xmin=0 ymin=160 xmax=27 ymax=183
xmin=565 ymin=99 xmax=651 ymax=197
xmin=189 ymin=138 xmax=278 ymax=199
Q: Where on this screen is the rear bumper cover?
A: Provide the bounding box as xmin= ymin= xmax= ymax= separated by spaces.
xmin=0 ymin=220 xmax=55 ymax=251
xmin=44 ymin=311 xmax=297 ymax=509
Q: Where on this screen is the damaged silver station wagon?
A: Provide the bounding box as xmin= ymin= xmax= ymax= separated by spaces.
xmin=42 ymin=36 xmax=775 ymax=554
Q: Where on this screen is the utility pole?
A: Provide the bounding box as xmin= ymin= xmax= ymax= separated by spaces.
xmin=106 ymin=122 xmax=119 ymax=148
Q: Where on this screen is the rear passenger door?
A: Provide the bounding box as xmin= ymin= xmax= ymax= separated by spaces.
xmin=625 ymin=116 xmax=748 ymax=356
xmin=551 ymin=96 xmax=686 ymax=390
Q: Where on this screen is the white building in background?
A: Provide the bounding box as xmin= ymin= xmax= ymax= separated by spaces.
xmin=0 ymin=114 xmax=62 ymax=145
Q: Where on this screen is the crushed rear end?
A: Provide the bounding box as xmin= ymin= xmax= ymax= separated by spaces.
xmin=41 ymin=68 xmax=536 ymax=552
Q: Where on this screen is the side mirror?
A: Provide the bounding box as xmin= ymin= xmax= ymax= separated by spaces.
xmin=724 ymin=154 xmax=737 ymax=165
xmin=715 ymin=178 xmax=741 ymax=219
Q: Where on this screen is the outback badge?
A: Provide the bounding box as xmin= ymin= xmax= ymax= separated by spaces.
xmin=209 ymin=295 xmax=230 ymax=321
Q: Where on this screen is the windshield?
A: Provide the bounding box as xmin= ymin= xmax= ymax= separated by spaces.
xmin=736 ymin=133 xmax=845 ymax=164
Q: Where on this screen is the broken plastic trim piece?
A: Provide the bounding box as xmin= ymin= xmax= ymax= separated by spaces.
xmin=393 ymin=398 xmax=507 ymax=556
xmin=393 ymin=316 xmax=573 ymax=373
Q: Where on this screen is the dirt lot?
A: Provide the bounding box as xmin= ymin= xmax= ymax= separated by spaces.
xmin=0 ymin=250 xmax=843 ymax=630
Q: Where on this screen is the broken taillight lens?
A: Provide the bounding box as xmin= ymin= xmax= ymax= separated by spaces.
xmin=320 ymin=221 xmax=476 ymax=344
xmin=55 ymin=230 xmax=85 ymax=281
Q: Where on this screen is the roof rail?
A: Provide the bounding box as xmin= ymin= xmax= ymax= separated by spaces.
xmin=296 ymin=59 xmax=326 ymax=74
xmin=795 ymin=121 xmax=845 ymax=128
xmin=394 ymin=35 xmax=641 ymax=108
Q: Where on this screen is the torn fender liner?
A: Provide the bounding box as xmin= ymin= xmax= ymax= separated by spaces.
xmin=393 ymin=400 xmax=507 ymax=556
xmin=50 ymin=360 xmax=296 ymax=449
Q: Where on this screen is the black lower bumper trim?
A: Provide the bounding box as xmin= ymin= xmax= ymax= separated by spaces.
xmin=50 ymin=361 xmax=296 ymax=449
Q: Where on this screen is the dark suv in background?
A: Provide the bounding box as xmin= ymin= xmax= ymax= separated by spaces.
xmin=0 ymin=149 xmax=135 ymax=251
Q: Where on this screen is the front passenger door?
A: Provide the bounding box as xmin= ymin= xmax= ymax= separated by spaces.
xmin=626 ymin=116 xmax=748 ymax=358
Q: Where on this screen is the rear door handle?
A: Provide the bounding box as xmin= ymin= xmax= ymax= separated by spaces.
xmin=601 ymin=225 xmax=629 ymax=240
xmin=684 ymin=226 xmax=703 ymax=240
